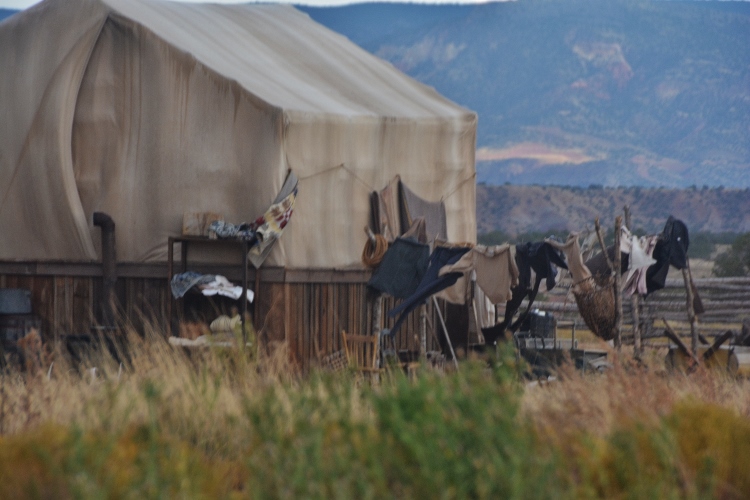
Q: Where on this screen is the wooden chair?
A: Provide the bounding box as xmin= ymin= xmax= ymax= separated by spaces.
xmin=342 ymin=330 xmax=381 ymax=376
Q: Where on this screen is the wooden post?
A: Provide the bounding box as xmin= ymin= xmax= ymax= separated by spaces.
xmin=631 ymin=295 xmax=641 ymax=356
xmin=613 ymin=216 xmax=623 ymax=350
xmin=372 ymin=294 xmax=383 ymax=370
xmin=594 ymin=218 xmax=613 ymax=270
xmin=623 ymin=205 xmax=642 ymax=357
xmin=682 ymin=265 xmax=698 ymax=355
xmin=419 ymin=305 xmax=427 ymax=360
xmin=623 ymin=205 xmax=631 ymax=230
xmin=366 ymin=224 xmax=383 ymax=342
xmin=372 ymin=293 xmax=382 ymax=337
xmin=254 ymin=268 xmax=261 ymax=332
xmin=433 ymin=296 xmax=459 ymax=370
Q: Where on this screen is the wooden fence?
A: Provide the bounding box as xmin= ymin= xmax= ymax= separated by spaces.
xmin=522 ymin=276 xmax=750 ymax=345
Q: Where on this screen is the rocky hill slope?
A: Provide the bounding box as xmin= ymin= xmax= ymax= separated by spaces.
xmin=477 ymin=184 xmax=750 ymax=236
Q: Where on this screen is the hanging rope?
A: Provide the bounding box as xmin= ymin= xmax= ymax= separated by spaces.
xmin=361 ymin=233 xmax=388 ymax=268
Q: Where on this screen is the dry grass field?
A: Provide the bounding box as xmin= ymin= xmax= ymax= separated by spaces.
xmin=1 ymin=324 xmax=749 ymax=498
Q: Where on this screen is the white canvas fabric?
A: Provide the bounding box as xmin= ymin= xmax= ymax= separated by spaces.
xmin=0 ymin=0 xmax=476 ymax=268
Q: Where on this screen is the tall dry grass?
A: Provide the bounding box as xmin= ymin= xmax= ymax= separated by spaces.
xmin=522 ymin=351 xmax=750 ymax=498
xmin=0 ymin=326 xmax=749 ymax=498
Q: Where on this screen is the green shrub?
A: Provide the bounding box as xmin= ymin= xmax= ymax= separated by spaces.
xmin=713 ymin=233 xmax=750 ymax=276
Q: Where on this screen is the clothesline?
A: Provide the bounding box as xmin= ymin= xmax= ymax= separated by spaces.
xmin=366 ymin=216 xmax=691 ymax=341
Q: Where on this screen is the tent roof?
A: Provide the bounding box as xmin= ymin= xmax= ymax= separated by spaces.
xmin=97 ymin=0 xmax=471 ymax=119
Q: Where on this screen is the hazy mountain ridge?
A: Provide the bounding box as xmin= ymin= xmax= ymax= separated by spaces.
xmin=302 ymin=1 xmax=750 ymax=188
xmin=477 ymin=184 xmax=750 ymax=236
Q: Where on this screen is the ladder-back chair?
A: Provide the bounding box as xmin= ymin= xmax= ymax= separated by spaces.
xmin=342 ymin=330 xmax=381 ymax=375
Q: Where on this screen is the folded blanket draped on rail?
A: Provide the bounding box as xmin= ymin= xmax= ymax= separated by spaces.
xmin=207 ymin=170 xmax=298 ymax=268
xmin=170 ymin=271 xmax=254 ymax=302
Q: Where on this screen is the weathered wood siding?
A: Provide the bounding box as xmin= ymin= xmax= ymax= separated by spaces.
xmin=0 ymin=264 xmax=446 ymax=370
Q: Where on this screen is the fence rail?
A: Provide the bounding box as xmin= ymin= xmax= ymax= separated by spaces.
xmin=512 ymin=276 xmax=750 ymax=344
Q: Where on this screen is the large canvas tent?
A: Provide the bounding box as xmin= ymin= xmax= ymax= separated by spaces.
xmin=0 ymin=0 xmax=477 ymax=268
xmin=0 ymin=0 xmax=477 ymax=367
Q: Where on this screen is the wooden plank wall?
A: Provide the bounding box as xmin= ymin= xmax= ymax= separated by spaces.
xmin=1 ymin=275 xmax=94 ymax=340
xmin=116 ymin=277 xmax=171 ymax=334
xmin=275 ymin=283 xmax=442 ymax=372
xmin=1 ymin=273 xmax=445 ymax=371
xmin=0 ymin=274 xmax=170 ymax=340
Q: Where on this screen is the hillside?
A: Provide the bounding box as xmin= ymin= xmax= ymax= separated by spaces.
xmin=476 ymin=184 xmax=750 ymax=236
xmin=301 ymin=1 xmax=750 ymax=188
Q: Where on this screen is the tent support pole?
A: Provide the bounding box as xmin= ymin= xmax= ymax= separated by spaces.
xmin=420 ymin=305 xmax=427 ymax=360
xmin=433 ymin=296 xmax=459 ymax=370
xmin=372 ymin=293 xmax=382 ymax=339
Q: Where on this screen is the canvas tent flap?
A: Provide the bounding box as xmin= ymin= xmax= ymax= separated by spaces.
xmin=0 ymin=0 xmax=108 ymax=260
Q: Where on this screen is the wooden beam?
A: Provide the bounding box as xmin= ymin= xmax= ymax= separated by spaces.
xmin=701 ymin=330 xmax=733 ymax=364
xmin=614 ymin=216 xmax=623 ymax=350
xmin=682 ymin=265 xmax=699 ymax=355
xmin=624 ymin=205 xmax=642 ymax=359
xmin=594 ymin=217 xmax=614 ymax=271
xmin=663 ymin=318 xmax=700 ymax=366
xmin=433 ymin=297 xmax=459 ymax=370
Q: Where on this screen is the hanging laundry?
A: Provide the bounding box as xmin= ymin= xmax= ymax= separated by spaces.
xmin=434 ymin=261 xmax=471 ymax=304
xmin=378 ymin=175 xmax=402 ymax=243
xmin=623 ymin=234 xmax=658 ymax=296
xmin=481 ymin=322 xmax=510 ymax=345
xmin=367 ymin=237 xmax=430 ymax=299
xmin=399 ymin=181 xmax=448 ymax=244
xmin=545 ymin=234 xmax=592 ymax=291
xmin=646 ymin=216 xmax=690 ymax=295
xmin=402 ymin=216 xmax=428 ymax=244
xmin=206 ymin=171 xmax=298 ymax=268
xmin=584 ymin=225 xmax=631 ymax=283
xmin=388 ymin=245 xmax=470 ymax=336
xmin=474 ymin=285 xmax=496 ymax=330
xmin=516 ymin=241 xmax=568 ymax=293
xmin=433 ymin=241 xmax=474 ymax=305
xmin=438 ymin=244 xmax=519 ymax=304
xmin=248 ymin=186 xmax=297 ymax=268
xmin=502 ymin=241 xmax=568 ymax=332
